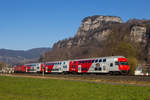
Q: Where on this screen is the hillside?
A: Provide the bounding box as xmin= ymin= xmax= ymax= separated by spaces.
xmin=40 ymin=15 xmax=150 ymax=67
xmin=0 ymin=48 xmax=50 ymax=64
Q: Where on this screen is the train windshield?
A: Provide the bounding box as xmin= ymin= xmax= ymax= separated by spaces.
xmin=119 ymin=62 xmax=128 ymax=65
xmin=115 ymin=62 xmax=128 ymax=65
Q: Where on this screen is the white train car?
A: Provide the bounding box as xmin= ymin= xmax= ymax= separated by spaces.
xmin=68 ymin=56 xmax=129 ymax=74
xmin=44 ymin=56 xmax=129 ymax=75
xmin=25 ymin=63 xmax=43 ymax=73
xmin=44 ymin=60 xmax=70 ymax=73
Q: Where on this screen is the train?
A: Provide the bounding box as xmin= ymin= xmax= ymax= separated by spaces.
xmin=14 ymin=56 xmax=130 ymax=75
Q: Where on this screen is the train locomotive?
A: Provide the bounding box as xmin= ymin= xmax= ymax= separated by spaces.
xmin=14 ymin=56 xmax=130 ymax=75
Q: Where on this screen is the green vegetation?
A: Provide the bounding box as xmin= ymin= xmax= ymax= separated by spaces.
xmin=114 ymin=42 xmax=137 ymax=58
xmin=0 ymin=76 xmax=150 ymax=100
xmin=113 ymin=42 xmax=138 ymax=75
xmin=0 ymin=62 xmax=4 ymax=70
xmin=128 ymin=57 xmax=138 ymax=75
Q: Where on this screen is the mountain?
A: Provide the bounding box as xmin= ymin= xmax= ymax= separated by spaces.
xmin=0 ymin=48 xmax=51 ymax=64
xmin=40 ymin=15 xmax=150 ymax=68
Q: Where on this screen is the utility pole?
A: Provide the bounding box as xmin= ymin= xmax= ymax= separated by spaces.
xmin=42 ymin=61 xmax=45 ymax=76
xmin=42 ymin=59 xmax=45 ymax=76
xmin=42 ymin=52 xmax=47 ymax=76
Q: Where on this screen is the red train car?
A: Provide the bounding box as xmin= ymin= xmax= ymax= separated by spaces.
xmin=14 ymin=65 xmax=27 ymax=73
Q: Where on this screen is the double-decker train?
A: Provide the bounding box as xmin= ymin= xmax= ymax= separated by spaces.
xmin=14 ymin=56 xmax=130 ymax=75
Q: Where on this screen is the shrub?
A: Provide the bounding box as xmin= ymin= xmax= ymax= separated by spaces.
xmin=127 ymin=57 xmax=138 ymax=75
xmin=114 ymin=42 xmax=136 ymax=58
xmin=0 ymin=62 xmax=4 ymax=70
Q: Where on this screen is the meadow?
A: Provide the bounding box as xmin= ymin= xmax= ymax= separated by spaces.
xmin=0 ymin=76 xmax=150 ymax=100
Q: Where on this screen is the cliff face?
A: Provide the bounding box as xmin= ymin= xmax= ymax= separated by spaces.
xmin=54 ymin=16 xmax=122 ymax=48
xmin=130 ymin=25 xmax=147 ymax=43
xmin=43 ymin=15 xmax=150 ymax=64
xmin=76 ymin=16 xmax=122 ymax=36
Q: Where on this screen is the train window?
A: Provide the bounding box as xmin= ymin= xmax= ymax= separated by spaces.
xmin=103 ymin=59 xmax=106 ymax=62
xmin=82 ymin=68 xmax=87 ymax=71
xmin=95 ymin=59 xmax=98 ymax=63
xmin=37 ymin=67 xmax=39 ymax=69
xmin=85 ymin=61 xmax=88 ymax=63
xmin=79 ymin=61 xmax=81 ymax=64
xmin=95 ymin=67 xmax=101 ymax=71
xmin=85 ymin=68 xmax=87 ymax=71
xmin=48 ymin=69 xmax=52 ymax=71
xmin=82 ymin=61 xmax=84 ymax=63
xmin=110 ymin=63 xmax=113 ymax=67
xmin=63 ymin=66 xmax=67 ymax=68
xmin=98 ymin=67 xmax=101 ymax=71
xmin=99 ymin=59 xmax=102 ymax=62
xmin=95 ymin=67 xmax=98 ymax=70
xmin=92 ymin=60 xmax=95 ymax=63
xmin=64 ymin=62 xmax=65 ymax=64
xmin=88 ymin=60 xmax=91 ymax=63
xmin=115 ymin=62 xmax=119 ymax=65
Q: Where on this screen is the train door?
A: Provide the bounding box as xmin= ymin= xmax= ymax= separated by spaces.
xmin=59 ymin=63 xmax=63 ymax=73
xmin=78 ymin=65 xmax=81 ymax=73
xmin=100 ymin=58 xmax=109 ymax=73
xmin=25 ymin=67 xmax=28 ymax=72
xmin=102 ymin=63 xmax=109 ymax=73
xmin=109 ymin=62 xmax=114 ymax=71
xmin=62 ymin=61 xmax=69 ymax=73
xmin=36 ymin=63 xmax=41 ymax=73
xmin=108 ymin=58 xmax=116 ymax=72
xmin=46 ymin=67 xmax=48 ymax=73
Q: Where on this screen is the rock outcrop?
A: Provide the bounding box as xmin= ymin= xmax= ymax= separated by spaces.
xmin=76 ymin=16 xmax=122 ymax=36
xmin=42 ymin=15 xmax=150 ymax=65
xmin=130 ymin=25 xmax=147 ymax=43
xmin=54 ymin=15 xmax=123 ymax=48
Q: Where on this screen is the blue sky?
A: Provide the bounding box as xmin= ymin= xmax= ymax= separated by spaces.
xmin=0 ymin=0 xmax=150 ymax=50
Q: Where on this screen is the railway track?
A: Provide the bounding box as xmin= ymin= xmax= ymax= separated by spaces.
xmin=10 ymin=73 xmax=150 ymax=83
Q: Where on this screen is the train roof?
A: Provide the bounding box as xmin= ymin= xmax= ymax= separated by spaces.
xmin=24 ymin=56 xmax=125 ymax=65
xmin=45 ymin=56 xmax=125 ymax=63
xmin=68 ymin=56 xmax=125 ymax=61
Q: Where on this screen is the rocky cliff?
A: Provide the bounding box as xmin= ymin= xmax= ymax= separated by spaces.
xmin=42 ymin=15 xmax=150 ymax=65
xmin=54 ymin=16 xmax=123 ymax=48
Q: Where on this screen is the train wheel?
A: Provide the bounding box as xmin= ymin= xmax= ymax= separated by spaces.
xmin=109 ymin=71 xmax=114 ymax=75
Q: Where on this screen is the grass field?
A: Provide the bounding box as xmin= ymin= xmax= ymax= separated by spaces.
xmin=0 ymin=76 xmax=150 ymax=100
